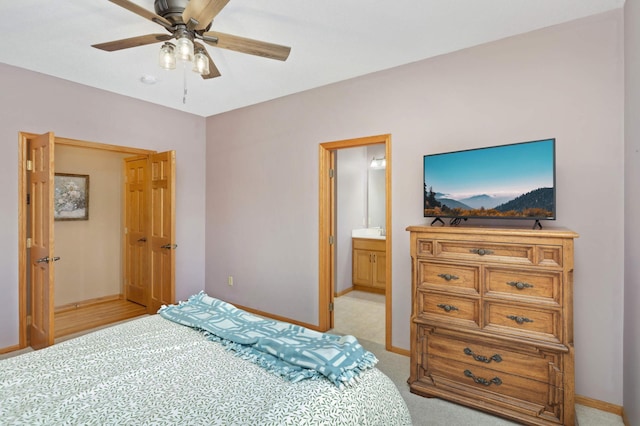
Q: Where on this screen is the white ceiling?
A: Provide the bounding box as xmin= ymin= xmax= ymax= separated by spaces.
xmin=1 ymin=0 xmax=624 ymax=117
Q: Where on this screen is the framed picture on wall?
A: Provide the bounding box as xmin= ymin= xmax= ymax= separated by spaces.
xmin=54 ymin=173 xmax=89 ymax=221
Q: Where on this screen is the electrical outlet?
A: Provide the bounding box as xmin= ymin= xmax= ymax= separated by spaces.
xmin=228 ymin=276 xmax=233 ymax=286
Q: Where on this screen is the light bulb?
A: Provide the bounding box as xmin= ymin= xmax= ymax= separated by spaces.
xmin=193 ymin=50 xmax=210 ymax=75
xmin=158 ymin=42 xmax=176 ymax=70
xmin=175 ymin=36 xmax=194 ymax=62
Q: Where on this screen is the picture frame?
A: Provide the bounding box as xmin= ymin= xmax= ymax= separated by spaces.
xmin=54 ymin=173 xmax=89 ymax=221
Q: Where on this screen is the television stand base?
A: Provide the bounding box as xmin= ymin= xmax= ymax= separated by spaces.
xmin=430 ymin=217 xmax=444 ymax=226
xmin=430 ymin=217 xmax=469 ymax=226
xmin=449 ymin=217 xmax=467 ymax=226
xmin=533 ymin=219 xmax=543 ymax=230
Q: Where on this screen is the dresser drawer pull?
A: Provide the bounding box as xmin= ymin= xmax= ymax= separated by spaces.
xmin=464 ymin=369 xmax=502 ymax=386
xmin=506 ymin=281 xmax=534 ymax=290
xmin=463 ymin=347 xmax=503 ymax=363
xmin=437 ymin=273 xmax=459 ymax=281
xmin=506 ymin=315 xmax=534 ymax=325
xmin=470 ymin=248 xmax=494 ymax=256
xmin=436 ymin=303 xmax=459 ymax=313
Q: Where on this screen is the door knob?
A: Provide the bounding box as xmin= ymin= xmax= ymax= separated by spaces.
xmin=161 ymin=243 xmax=178 ymax=249
xmin=36 ymin=256 xmax=61 ymax=263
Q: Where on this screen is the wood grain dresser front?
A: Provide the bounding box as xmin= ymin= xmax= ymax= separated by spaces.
xmin=406 ymin=225 xmax=578 ymax=425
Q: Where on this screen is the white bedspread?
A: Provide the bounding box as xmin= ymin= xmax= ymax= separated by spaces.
xmin=0 ymin=315 xmax=412 ymax=425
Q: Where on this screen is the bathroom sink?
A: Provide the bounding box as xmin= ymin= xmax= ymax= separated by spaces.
xmin=351 ymin=228 xmax=385 ymax=240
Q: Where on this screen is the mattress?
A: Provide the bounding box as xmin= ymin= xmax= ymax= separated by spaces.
xmin=0 ymin=315 xmax=412 ymax=425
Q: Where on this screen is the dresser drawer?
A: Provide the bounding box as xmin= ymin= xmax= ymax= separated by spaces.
xmin=484 ymin=302 xmax=561 ymax=342
xmin=423 ymin=356 xmax=563 ymax=422
xmin=417 ymin=291 xmax=480 ymax=328
xmin=435 ymin=239 xmax=535 ymax=266
xmin=417 ymin=260 xmax=479 ymax=295
xmin=422 ymin=329 xmax=563 ymax=383
xmin=485 ymin=267 xmax=561 ymax=305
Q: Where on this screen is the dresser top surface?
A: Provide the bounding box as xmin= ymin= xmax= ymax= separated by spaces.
xmin=406 ymin=225 xmax=579 ymax=239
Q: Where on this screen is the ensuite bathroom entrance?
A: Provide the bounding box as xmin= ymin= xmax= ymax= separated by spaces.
xmin=318 ymin=134 xmax=392 ymax=349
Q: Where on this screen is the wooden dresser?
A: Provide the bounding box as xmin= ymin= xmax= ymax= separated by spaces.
xmin=406 ymin=225 xmax=578 ymax=425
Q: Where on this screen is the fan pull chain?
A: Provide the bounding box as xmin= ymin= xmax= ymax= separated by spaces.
xmin=182 ymin=61 xmax=188 ymax=104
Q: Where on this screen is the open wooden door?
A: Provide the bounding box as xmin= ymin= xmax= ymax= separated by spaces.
xmin=124 ymin=156 xmax=149 ymax=307
xmin=123 ymin=151 xmax=175 ymax=314
xmin=149 ymin=151 xmax=176 ymax=313
xmin=328 ymin=151 xmax=336 ymax=329
xmin=29 ymin=132 xmax=55 ymax=349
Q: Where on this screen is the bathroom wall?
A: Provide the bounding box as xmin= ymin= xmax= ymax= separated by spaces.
xmin=335 ymin=147 xmax=368 ymax=294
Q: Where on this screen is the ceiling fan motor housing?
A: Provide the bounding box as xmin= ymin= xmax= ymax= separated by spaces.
xmin=154 ymin=0 xmax=190 ymax=25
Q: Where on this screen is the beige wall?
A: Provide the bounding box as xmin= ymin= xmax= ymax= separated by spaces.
xmin=205 ymin=11 xmax=625 ymax=404
xmin=624 ymin=1 xmax=640 ymax=424
xmin=54 ymin=146 xmax=130 ymax=306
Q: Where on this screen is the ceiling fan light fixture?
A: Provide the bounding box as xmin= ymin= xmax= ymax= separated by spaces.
xmin=193 ymin=49 xmax=210 ymax=75
xmin=95 ymin=0 xmax=292 ymax=88
xmin=175 ymin=34 xmax=194 ymax=62
xmin=158 ymin=42 xmax=176 ymax=70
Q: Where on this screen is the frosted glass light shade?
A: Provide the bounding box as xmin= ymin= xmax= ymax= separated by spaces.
xmin=175 ymin=36 xmax=194 ymax=62
xmin=193 ymin=50 xmax=210 ymax=75
xmin=158 ymin=42 xmax=176 ymax=70
xmin=370 ymin=157 xmax=386 ymax=169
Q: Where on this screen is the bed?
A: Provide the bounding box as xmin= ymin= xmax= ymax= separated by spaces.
xmin=0 ymin=294 xmax=411 ymax=425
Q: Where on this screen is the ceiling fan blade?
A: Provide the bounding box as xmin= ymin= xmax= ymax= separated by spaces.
xmin=92 ymin=34 xmax=173 ymax=52
xmin=183 ymin=0 xmax=230 ymax=30
xmin=194 ymin=42 xmax=221 ymax=79
xmin=108 ymin=0 xmax=173 ymax=28
xmin=202 ymin=31 xmax=291 ymax=61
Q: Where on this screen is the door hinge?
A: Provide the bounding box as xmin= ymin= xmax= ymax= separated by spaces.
xmin=26 ymin=194 xmax=30 ymax=205
xmin=329 ymin=302 xmax=334 ymax=312
xmin=329 ymin=168 xmax=335 ymax=178
xmin=329 ymin=235 xmax=335 ymax=245
xmin=26 ymin=238 xmax=32 ymax=248
xmin=26 ymin=160 xmax=33 ymax=171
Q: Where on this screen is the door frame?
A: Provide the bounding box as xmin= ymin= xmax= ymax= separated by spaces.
xmin=318 ymin=134 xmax=392 ymax=349
xmin=18 ymin=133 xmax=154 ymax=348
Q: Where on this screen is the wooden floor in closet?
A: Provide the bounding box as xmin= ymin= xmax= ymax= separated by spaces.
xmin=55 ymin=299 xmax=147 ymax=339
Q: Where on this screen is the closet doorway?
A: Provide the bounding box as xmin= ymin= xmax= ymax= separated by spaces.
xmin=17 ymin=132 xmax=176 ymax=349
xmin=318 ymin=134 xmax=392 ymax=349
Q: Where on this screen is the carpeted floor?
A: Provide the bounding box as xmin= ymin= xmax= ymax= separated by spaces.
xmin=332 ymin=290 xmax=624 ymax=426
xmin=331 ymin=290 xmax=385 ymax=344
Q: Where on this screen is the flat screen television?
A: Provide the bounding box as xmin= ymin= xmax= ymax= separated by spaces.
xmin=423 ymin=138 xmax=556 ymax=223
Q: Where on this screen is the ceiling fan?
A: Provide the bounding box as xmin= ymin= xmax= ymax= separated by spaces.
xmin=92 ymin=0 xmax=291 ymax=79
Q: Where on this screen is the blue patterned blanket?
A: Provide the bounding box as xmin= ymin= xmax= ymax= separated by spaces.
xmin=158 ymin=292 xmax=378 ymax=388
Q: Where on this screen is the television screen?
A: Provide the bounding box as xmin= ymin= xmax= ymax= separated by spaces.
xmin=423 ymin=138 xmax=555 ymax=220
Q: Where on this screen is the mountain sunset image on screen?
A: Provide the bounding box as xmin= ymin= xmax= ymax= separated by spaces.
xmin=423 ymin=139 xmax=555 ymax=220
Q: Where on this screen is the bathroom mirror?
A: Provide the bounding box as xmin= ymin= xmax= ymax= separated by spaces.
xmin=367 ymin=144 xmax=386 ymax=231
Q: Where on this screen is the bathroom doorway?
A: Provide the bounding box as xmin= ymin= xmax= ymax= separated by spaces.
xmin=318 ymin=134 xmax=392 ymax=349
